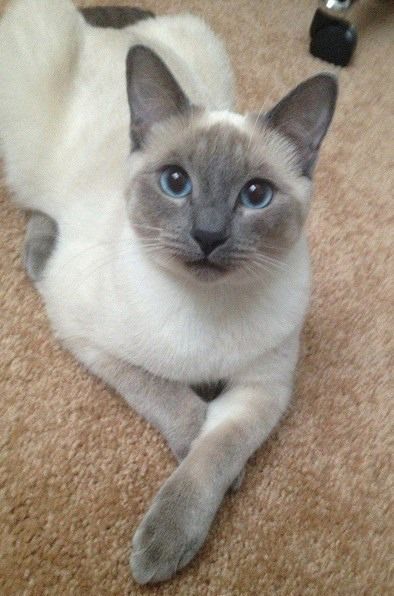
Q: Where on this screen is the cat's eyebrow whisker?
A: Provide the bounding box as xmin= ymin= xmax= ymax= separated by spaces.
xmin=247 ymin=104 xmax=265 ymax=151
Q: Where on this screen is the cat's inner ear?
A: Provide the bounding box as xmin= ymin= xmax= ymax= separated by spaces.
xmin=126 ymin=45 xmax=190 ymax=148
xmin=263 ymin=74 xmax=338 ymax=176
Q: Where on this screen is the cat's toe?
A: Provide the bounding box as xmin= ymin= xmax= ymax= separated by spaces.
xmin=130 ymin=482 xmax=208 ymax=584
xmin=131 ymin=508 xmax=202 ymax=584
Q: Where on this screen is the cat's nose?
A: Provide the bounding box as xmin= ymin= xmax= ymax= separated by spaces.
xmin=192 ymin=227 xmax=228 ymax=256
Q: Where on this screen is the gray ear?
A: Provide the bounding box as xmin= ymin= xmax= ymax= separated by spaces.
xmin=264 ymin=74 xmax=338 ymax=176
xmin=126 ymin=45 xmax=190 ymax=148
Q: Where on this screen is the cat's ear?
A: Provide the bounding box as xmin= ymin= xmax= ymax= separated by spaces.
xmin=126 ymin=45 xmax=190 ymax=148
xmin=264 ymin=74 xmax=338 ymax=176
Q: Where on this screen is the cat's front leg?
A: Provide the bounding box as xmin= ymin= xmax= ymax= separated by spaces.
xmin=86 ymin=352 xmax=207 ymax=462
xmin=131 ymin=378 xmax=292 ymax=583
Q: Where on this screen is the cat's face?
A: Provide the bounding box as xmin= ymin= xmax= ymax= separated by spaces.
xmin=128 ymin=113 xmax=309 ymax=282
xmin=125 ymin=47 xmax=337 ymax=284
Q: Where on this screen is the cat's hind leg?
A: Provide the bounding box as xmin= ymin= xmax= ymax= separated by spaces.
xmin=24 ymin=212 xmax=58 ymax=281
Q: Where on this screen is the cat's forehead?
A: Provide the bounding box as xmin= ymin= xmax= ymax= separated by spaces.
xmin=146 ymin=110 xmax=300 ymax=186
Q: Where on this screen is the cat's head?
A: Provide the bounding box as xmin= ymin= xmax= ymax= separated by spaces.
xmin=125 ymin=46 xmax=337 ymax=283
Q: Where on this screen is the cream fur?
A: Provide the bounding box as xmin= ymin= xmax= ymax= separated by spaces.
xmin=0 ymin=0 xmax=313 ymax=582
xmin=0 ymin=0 xmax=308 ymax=432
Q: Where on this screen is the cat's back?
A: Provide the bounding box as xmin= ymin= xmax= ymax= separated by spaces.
xmin=46 ymin=13 xmax=235 ymax=216
xmin=0 ymin=3 xmax=234 ymax=218
xmin=71 ymin=13 xmax=235 ymax=135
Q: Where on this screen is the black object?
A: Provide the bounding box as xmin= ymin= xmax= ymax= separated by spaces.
xmin=310 ymin=8 xmax=358 ymax=66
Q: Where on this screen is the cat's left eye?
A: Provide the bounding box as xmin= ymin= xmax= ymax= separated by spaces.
xmin=159 ymin=166 xmax=192 ymax=199
xmin=239 ymin=179 xmax=274 ymax=209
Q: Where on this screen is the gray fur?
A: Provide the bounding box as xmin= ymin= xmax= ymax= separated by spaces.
xmin=86 ymin=351 xmax=208 ymax=462
xmin=81 ymin=6 xmax=154 ymax=29
xmin=86 ymin=352 xmax=244 ymax=492
xmin=126 ymin=45 xmax=190 ymax=148
xmin=131 ymin=333 xmax=299 ymax=583
xmin=264 ymin=73 xmax=337 ymax=176
xmin=24 ymin=212 xmax=58 ymax=281
xmin=129 ymin=118 xmax=305 ymax=283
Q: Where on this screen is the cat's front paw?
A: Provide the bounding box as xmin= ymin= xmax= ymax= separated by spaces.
xmin=130 ymin=474 xmax=213 ymax=584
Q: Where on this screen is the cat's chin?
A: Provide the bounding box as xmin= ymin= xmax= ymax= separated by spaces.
xmin=153 ymin=254 xmax=235 ymax=284
xmin=183 ymin=260 xmax=230 ymax=283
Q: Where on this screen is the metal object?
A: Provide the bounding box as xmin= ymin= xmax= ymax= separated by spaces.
xmin=320 ymin=0 xmax=353 ymax=12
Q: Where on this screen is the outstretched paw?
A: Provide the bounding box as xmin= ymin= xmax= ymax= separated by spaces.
xmin=130 ymin=475 xmax=213 ymax=584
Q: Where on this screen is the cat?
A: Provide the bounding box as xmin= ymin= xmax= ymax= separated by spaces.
xmin=0 ymin=0 xmax=337 ymax=584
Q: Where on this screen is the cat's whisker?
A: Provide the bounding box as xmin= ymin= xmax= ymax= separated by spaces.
xmin=254 ymin=253 xmax=290 ymax=271
xmin=138 ymin=240 xmax=164 ymax=249
xmin=133 ymin=224 xmax=162 ymax=234
xmin=259 ymin=242 xmax=286 ymax=254
xmin=249 ymin=256 xmax=289 ymax=276
xmin=239 ymin=261 xmax=266 ymax=284
xmin=247 ymin=104 xmax=265 ymax=151
xmin=245 ymin=262 xmax=273 ymax=281
xmin=251 ymin=259 xmax=288 ymax=275
xmin=133 ymin=223 xmax=163 ymax=233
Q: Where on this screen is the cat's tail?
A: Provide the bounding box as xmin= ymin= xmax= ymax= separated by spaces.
xmin=0 ymin=0 xmax=84 ymax=210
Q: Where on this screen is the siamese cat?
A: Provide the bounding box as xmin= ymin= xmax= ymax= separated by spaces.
xmin=0 ymin=0 xmax=337 ymax=583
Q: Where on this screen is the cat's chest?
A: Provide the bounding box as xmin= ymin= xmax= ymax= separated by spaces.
xmin=40 ymin=232 xmax=308 ymax=385
xmin=101 ymin=277 xmax=294 ymax=383
xmin=110 ymin=304 xmax=263 ymax=382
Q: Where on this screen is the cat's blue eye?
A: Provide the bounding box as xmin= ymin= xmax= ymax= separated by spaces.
xmin=239 ymin=179 xmax=274 ymax=209
xmin=159 ymin=166 xmax=192 ymax=199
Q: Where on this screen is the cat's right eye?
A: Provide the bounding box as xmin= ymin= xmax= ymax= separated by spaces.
xmin=159 ymin=166 xmax=192 ymax=199
xmin=239 ymin=179 xmax=274 ymax=210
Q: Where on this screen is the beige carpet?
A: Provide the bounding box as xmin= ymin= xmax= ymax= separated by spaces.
xmin=1 ymin=0 xmax=393 ymax=593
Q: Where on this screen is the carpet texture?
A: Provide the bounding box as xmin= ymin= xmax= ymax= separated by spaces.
xmin=1 ymin=1 xmax=393 ymax=594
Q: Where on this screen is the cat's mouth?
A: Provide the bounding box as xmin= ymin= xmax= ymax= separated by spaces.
xmin=183 ymin=258 xmax=230 ymax=281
